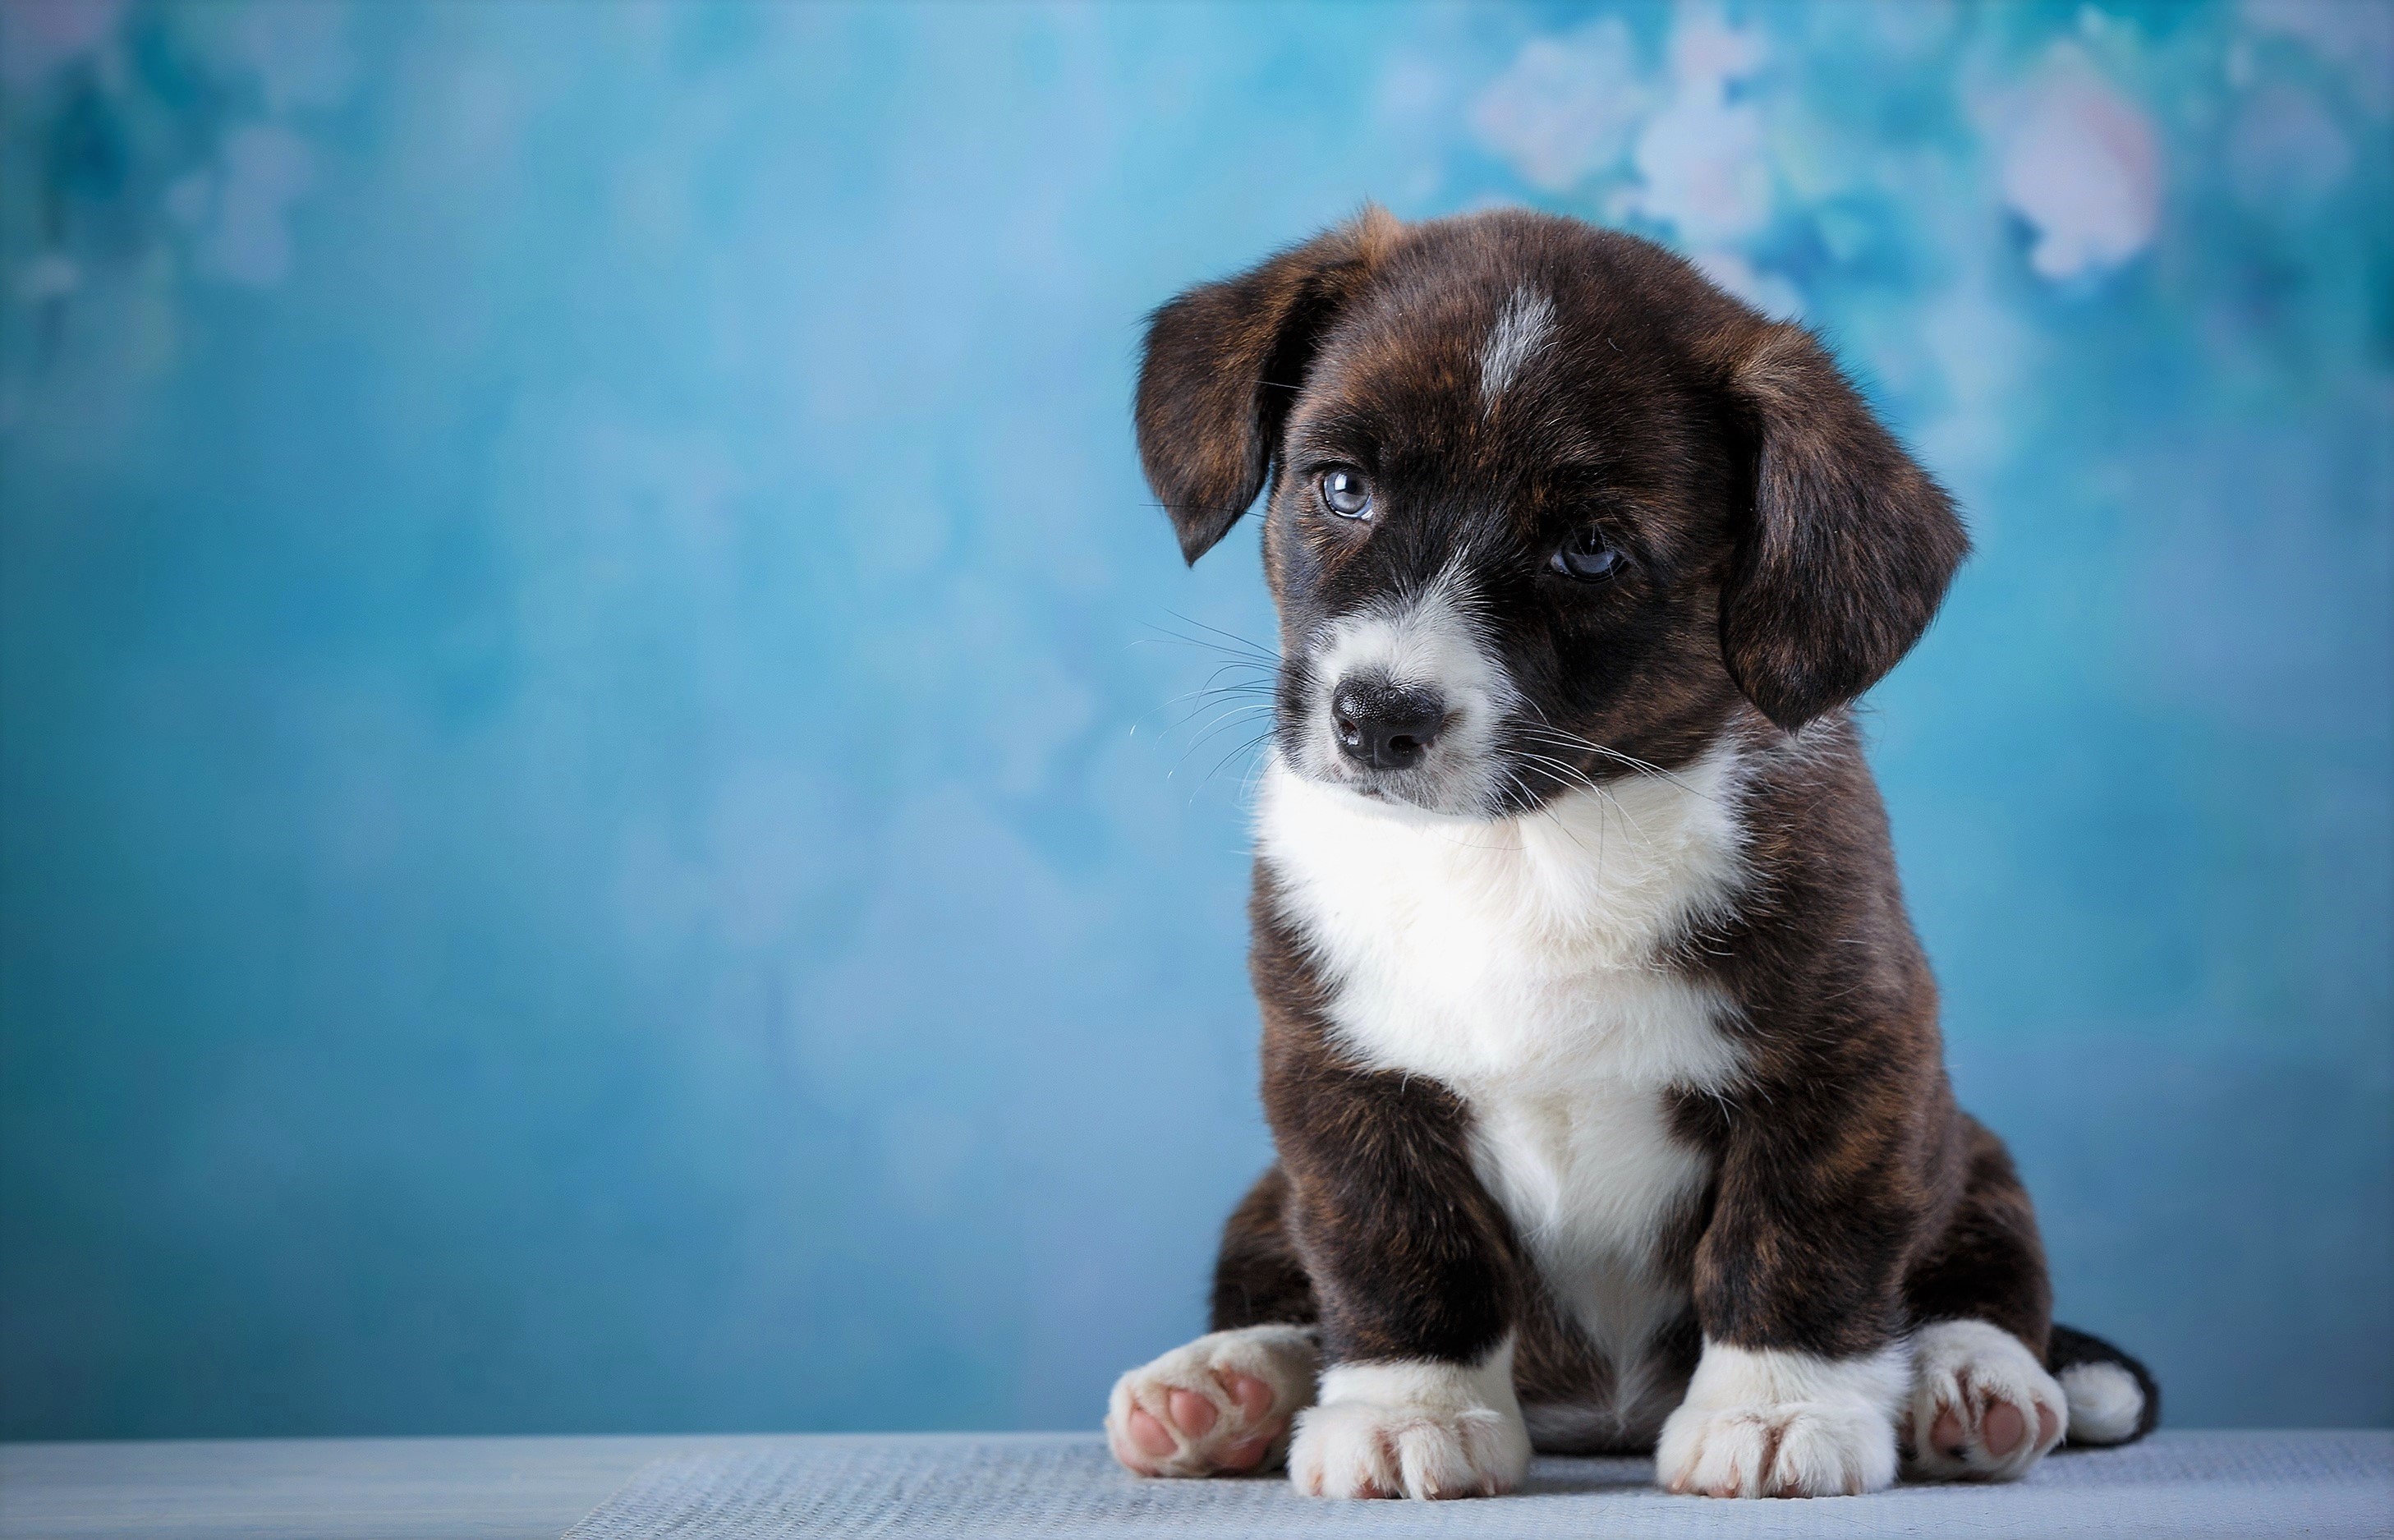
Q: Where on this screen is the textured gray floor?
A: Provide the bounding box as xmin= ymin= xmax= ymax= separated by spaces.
xmin=0 ymin=1436 xmax=774 ymax=1540
xmin=563 ymin=1431 xmax=2394 ymax=1539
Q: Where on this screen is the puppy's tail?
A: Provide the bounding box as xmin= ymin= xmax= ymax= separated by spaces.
xmin=2047 ymin=1323 xmax=2160 ymax=1446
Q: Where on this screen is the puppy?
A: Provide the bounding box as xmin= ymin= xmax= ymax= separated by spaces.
xmin=1105 ymin=207 xmax=2159 ymax=1501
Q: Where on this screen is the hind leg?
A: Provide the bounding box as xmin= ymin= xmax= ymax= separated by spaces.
xmin=1107 ymin=1168 xmax=1323 ymax=1478
xmin=1901 ymin=1118 xmax=2067 ymax=1482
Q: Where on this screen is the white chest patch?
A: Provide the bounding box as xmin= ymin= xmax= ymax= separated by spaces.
xmin=1257 ymin=749 xmax=1751 ymax=1388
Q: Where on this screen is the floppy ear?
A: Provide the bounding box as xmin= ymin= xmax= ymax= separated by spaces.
xmin=1134 ymin=207 xmax=1400 ymax=563
xmin=1718 ymin=324 xmax=1970 ymax=732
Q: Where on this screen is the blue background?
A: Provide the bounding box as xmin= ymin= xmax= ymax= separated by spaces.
xmin=2 ymin=0 xmax=2387 ymax=1440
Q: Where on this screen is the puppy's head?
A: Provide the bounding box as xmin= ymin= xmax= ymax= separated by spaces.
xmin=1137 ymin=208 xmax=1967 ymax=817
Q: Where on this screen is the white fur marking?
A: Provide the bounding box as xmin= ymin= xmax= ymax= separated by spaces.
xmin=1657 ymin=1339 xmax=1909 ymax=1497
xmin=1479 ymin=286 xmax=1555 ymax=406
xmin=1298 ymin=562 xmax=1520 ymax=815
xmin=1291 ymin=1336 xmax=1530 ymax=1499
xmin=1258 ymin=744 xmax=1748 ymax=1090
xmin=1258 ymin=745 xmax=1750 ymax=1437
xmin=2059 ymin=1360 xmax=2144 ymax=1446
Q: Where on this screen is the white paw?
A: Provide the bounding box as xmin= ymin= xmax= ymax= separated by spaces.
xmin=1905 ymin=1319 xmax=2066 ymax=1481
xmin=1657 ymin=1340 xmax=1905 ymax=1498
xmin=1105 ymin=1324 xmax=1319 ymax=1478
xmin=1288 ymin=1343 xmax=1529 ymax=1501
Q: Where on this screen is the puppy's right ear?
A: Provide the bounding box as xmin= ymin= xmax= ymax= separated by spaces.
xmin=1135 ymin=208 xmax=1400 ymax=563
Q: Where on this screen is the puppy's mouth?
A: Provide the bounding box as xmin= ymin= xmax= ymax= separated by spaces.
xmin=1319 ymin=761 xmax=1437 ymax=807
xmin=1294 ymin=757 xmax=1473 ymax=816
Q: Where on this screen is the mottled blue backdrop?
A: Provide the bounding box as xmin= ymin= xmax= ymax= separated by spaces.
xmin=2 ymin=0 xmax=2387 ymax=1440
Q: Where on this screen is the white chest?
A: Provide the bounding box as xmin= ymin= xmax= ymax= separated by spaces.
xmin=1256 ymin=752 xmax=1750 ymax=1367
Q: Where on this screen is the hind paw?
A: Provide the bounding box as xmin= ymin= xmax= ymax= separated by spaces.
xmin=1905 ymin=1320 xmax=2066 ymax=1482
xmin=1106 ymin=1325 xmax=1319 ymax=1478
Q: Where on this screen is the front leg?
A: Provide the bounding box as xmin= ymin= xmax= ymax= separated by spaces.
xmin=1657 ymin=1091 xmax=1923 ymax=1498
xmin=1265 ymin=1020 xmax=1532 ymax=1500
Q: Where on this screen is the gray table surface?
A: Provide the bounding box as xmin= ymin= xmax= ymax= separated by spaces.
xmin=0 ymin=1435 xmax=791 ymax=1540
xmin=4 ymin=1431 xmax=2389 ymax=1540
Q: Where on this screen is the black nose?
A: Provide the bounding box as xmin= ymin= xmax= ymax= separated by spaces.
xmin=1332 ymin=679 xmax=1447 ymax=770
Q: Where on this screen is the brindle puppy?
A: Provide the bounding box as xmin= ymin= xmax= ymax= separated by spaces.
xmin=1104 ymin=207 xmax=2157 ymax=1501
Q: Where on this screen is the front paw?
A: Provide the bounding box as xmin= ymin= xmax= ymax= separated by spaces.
xmin=1658 ymin=1400 xmax=1897 ymax=1497
xmin=1657 ymin=1340 xmax=1906 ymax=1498
xmin=1287 ymin=1348 xmax=1529 ymax=1500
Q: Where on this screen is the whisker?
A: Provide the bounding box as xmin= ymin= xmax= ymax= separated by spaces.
xmin=1143 ymin=668 xmax=1275 ymax=709
xmin=1131 ymin=615 xmax=1284 ymax=774
xmin=1500 ymin=766 xmax=1595 ymax=865
xmin=1514 ymin=717 xmax=1716 ymax=802
xmin=1197 ymin=727 xmax=1278 ymax=798
xmin=1130 ymin=633 xmax=1278 ymax=674
xmin=1511 ymin=747 xmax=1659 ymax=851
xmin=1129 ymin=639 xmax=1276 ymax=676
xmin=1520 ymin=735 xmax=1712 ymax=807
xmin=1511 ymin=750 xmax=1629 ymax=816
xmin=1161 ymin=609 xmax=1281 ymax=666
xmin=1127 ymin=677 xmax=1275 ymax=738
xmin=1155 ymin=673 xmax=1275 ymax=710
xmin=1183 ymin=703 xmax=1277 ymax=758
xmin=1510 ymin=748 xmax=1603 ymax=793
xmin=1165 ymin=689 xmax=1273 ymax=731
xmin=1234 ymin=737 xmax=1283 ymax=802
xmin=1168 ymin=703 xmax=1276 ymax=775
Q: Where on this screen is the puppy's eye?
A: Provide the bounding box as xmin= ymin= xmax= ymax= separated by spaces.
xmin=1551 ymin=526 xmax=1626 ymax=581
xmin=1318 ymin=467 xmax=1372 ymax=520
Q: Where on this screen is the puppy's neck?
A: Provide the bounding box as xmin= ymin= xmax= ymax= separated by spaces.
xmin=1256 ymin=740 xmax=1750 ymax=969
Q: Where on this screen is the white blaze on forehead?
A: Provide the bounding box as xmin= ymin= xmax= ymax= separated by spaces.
xmin=1479 ymin=285 xmax=1556 ymax=407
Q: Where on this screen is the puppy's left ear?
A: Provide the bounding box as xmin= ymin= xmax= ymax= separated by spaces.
xmin=1717 ymin=324 xmax=1969 ymax=732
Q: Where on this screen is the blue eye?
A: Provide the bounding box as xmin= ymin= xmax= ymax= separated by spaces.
xmin=1551 ymin=526 xmax=1625 ymax=581
xmin=1319 ymin=467 xmax=1372 ymax=519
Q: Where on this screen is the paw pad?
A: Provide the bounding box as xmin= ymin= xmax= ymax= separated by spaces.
xmin=1105 ymin=1326 xmax=1319 ymax=1479
xmin=1906 ymin=1320 xmax=2067 ymax=1483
